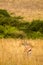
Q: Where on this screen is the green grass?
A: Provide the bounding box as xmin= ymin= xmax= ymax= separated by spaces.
xmin=0 ymin=9 xmax=43 ymax=39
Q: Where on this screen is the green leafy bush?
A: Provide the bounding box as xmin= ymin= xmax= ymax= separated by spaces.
xmin=0 ymin=9 xmax=43 ymax=39
xmin=28 ymin=20 xmax=43 ymax=32
xmin=0 ymin=9 xmax=10 ymax=17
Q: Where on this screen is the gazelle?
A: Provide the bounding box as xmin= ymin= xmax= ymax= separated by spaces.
xmin=24 ymin=44 xmax=32 ymax=55
xmin=22 ymin=40 xmax=32 ymax=55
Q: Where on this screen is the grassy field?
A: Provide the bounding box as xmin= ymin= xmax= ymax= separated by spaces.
xmin=0 ymin=9 xmax=43 ymax=65
xmin=0 ymin=0 xmax=43 ymax=21
xmin=0 ymin=1 xmax=43 ymax=65
xmin=0 ymin=39 xmax=43 ymax=65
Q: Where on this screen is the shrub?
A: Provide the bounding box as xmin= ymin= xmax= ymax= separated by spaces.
xmin=0 ymin=25 xmax=5 ymax=33
xmin=0 ymin=9 xmax=10 ymax=17
xmin=0 ymin=9 xmax=43 ymax=39
xmin=28 ymin=20 xmax=43 ymax=32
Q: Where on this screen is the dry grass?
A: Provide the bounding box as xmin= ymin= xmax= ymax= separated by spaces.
xmin=0 ymin=0 xmax=43 ymax=21
xmin=0 ymin=38 xmax=43 ymax=65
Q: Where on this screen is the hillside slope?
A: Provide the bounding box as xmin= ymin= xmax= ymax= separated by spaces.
xmin=0 ymin=0 xmax=43 ymax=20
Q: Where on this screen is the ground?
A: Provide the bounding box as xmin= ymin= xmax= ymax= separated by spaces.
xmin=0 ymin=39 xmax=43 ymax=65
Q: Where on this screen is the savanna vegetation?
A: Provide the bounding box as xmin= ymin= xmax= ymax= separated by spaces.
xmin=0 ymin=9 xmax=43 ymax=39
xmin=0 ymin=9 xmax=43 ymax=65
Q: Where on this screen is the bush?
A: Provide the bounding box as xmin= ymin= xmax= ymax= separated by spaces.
xmin=0 ymin=25 xmax=5 ymax=33
xmin=28 ymin=20 xmax=43 ymax=32
xmin=0 ymin=9 xmax=43 ymax=39
xmin=0 ymin=9 xmax=10 ymax=17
